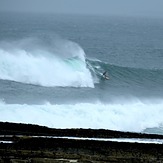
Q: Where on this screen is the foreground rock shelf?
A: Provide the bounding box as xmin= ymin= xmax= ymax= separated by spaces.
xmin=0 ymin=122 xmax=163 ymax=162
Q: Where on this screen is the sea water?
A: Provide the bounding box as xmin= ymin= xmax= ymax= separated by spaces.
xmin=0 ymin=13 xmax=163 ymax=134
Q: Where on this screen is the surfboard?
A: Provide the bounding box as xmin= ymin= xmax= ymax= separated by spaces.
xmin=104 ymin=76 xmax=109 ymax=80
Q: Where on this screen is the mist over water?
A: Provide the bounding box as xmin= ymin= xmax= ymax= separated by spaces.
xmin=0 ymin=13 xmax=163 ymax=134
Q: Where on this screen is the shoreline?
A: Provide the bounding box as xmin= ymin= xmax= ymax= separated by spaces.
xmin=0 ymin=122 xmax=163 ymax=162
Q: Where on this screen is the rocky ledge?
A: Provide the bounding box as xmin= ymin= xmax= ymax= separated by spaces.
xmin=0 ymin=122 xmax=163 ymax=163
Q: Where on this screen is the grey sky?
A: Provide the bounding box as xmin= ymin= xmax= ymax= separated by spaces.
xmin=0 ymin=0 xmax=163 ymax=18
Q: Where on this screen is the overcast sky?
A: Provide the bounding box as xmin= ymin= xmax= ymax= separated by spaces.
xmin=0 ymin=0 xmax=163 ymax=18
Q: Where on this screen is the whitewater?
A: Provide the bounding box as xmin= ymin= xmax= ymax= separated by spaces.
xmin=0 ymin=100 xmax=163 ymax=133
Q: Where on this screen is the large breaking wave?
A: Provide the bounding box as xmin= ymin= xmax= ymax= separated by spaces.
xmin=0 ymin=38 xmax=94 ymax=87
xmin=1 ymin=37 xmax=162 ymax=89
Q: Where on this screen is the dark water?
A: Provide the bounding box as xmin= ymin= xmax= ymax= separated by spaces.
xmin=0 ymin=13 xmax=163 ymax=134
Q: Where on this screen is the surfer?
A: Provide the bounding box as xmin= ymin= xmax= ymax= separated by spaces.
xmin=102 ymin=71 xmax=109 ymax=80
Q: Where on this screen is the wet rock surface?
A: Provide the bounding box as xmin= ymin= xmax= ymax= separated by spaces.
xmin=0 ymin=122 xmax=163 ymax=162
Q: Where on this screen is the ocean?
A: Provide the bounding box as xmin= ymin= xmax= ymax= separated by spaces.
xmin=0 ymin=13 xmax=163 ymax=134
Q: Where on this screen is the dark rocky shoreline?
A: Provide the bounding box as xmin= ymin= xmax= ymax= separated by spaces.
xmin=0 ymin=122 xmax=163 ymax=162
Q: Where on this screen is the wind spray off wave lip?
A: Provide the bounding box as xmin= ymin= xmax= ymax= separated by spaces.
xmin=0 ymin=38 xmax=94 ymax=88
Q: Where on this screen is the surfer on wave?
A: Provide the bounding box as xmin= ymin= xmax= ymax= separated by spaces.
xmin=102 ymin=71 xmax=109 ymax=80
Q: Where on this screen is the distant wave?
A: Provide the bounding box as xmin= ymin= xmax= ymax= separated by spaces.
xmin=0 ymin=38 xmax=94 ymax=88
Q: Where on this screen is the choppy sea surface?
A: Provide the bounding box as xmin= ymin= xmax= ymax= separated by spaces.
xmin=0 ymin=13 xmax=163 ymax=134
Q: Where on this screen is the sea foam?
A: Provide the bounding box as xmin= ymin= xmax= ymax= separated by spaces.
xmin=0 ymin=100 xmax=163 ymax=133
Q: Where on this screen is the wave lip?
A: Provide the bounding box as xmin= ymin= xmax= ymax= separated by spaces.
xmin=0 ymin=38 xmax=94 ymax=88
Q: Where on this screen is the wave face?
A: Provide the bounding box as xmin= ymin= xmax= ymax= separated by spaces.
xmin=0 ymin=38 xmax=94 ymax=87
xmin=87 ymin=59 xmax=163 ymax=88
xmin=0 ymin=100 xmax=163 ymax=133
